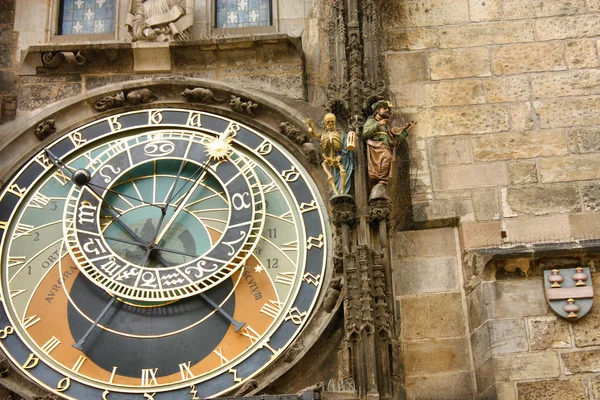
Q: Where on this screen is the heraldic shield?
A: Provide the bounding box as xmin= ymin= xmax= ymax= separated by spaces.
xmin=544 ymin=267 xmax=594 ymax=320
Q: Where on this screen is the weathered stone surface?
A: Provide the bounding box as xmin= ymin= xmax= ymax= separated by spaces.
xmin=381 ymin=0 xmax=469 ymax=29
xmin=383 ymin=28 xmax=438 ymax=51
xmin=425 ymin=79 xmax=485 ymax=106
xmin=471 ymin=321 xmax=492 ymax=367
xmin=401 ymin=292 xmax=466 ymax=340
xmin=505 ymin=184 xmax=581 ymax=215
xmin=570 ymin=212 xmax=600 ymax=239
xmin=387 ymin=52 xmax=428 ymax=84
xmin=532 ymin=70 xmax=600 ymax=99
xmin=427 ymin=136 xmax=472 ymax=166
xmin=495 ymin=352 xmax=560 ymax=381
xmin=503 ymin=215 xmax=571 ymax=243
xmin=503 ymin=0 xmax=586 ymax=19
xmin=0 ymin=41 xmax=14 ymax=69
xmin=485 ymin=76 xmax=530 ymax=103
xmin=257 ymin=42 xmax=302 ymax=64
xmin=172 ymin=48 xmax=218 ymax=70
xmin=439 ymin=21 xmax=533 ymax=48
xmin=472 ymin=319 xmax=528 ymax=367
xmin=432 ymin=162 xmax=508 ymax=191
xmin=0 ymin=70 xmax=16 ymax=96
xmin=469 ymin=0 xmax=501 ymax=22
xmin=430 ymin=47 xmax=491 ymax=80
xmin=18 ymin=82 xmax=81 ymax=110
xmin=394 ymin=257 xmax=459 ymax=296
xmin=571 ymin=274 xmax=600 ymax=346
xmin=0 ymin=0 xmax=14 ymax=25
xmin=567 ymin=126 xmax=600 ymax=153
xmin=509 ymin=160 xmax=538 ymax=185
xmin=535 ymin=96 xmax=600 ymax=128
xmin=582 ymin=183 xmax=600 ymax=212
xmin=591 ymin=0 xmax=600 ymax=11
xmin=391 ymin=83 xmax=426 ymax=107
xmin=0 ymin=95 xmax=17 ymax=124
xmin=405 ymin=338 xmax=471 ymax=375
xmin=492 ymin=43 xmax=566 ymax=75
xmin=510 ymin=102 xmax=534 ymax=131
xmin=475 ymin=356 xmax=495 ymax=394
xmin=413 ymin=199 xmax=475 ymax=222
xmin=536 ymin=14 xmax=600 ymax=41
xmin=460 ymin=221 xmax=502 ymax=249
xmin=472 ymin=131 xmax=568 ymax=161
xmin=392 ymin=228 xmax=457 ymax=258
xmin=540 ymin=153 xmax=600 ymax=182
xmin=222 ymin=73 xmax=303 ymax=100
xmin=562 ymin=349 xmax=600 ymax=374
xmin=406 ymin=372 xmax=474 ymax=400
xmin=517 ymin=379 xmax=588 ymax=400
xmin=527 ymin=316 xmax=571 ymax=351
xmin=416 ymin=104 xmax=510 ymax=138
xmin=472 ymin=189 xmax=500 ymax=221
xmin=495 ymin=383 xmax=517 ymax=400
xmin=493 ymin=280 xmax=547 ymax=319
xmin=566 ymin=39 xmax=598 ymax=69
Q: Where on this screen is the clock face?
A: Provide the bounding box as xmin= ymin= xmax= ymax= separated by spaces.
xmin=0 ymin=109 xmax=329 ymax=399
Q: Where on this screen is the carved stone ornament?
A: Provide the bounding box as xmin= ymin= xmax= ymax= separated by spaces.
xmin=94 ymin=89 xmax=157 ymax=112
xmin=544 ymin=267 xmax=594 ymax=320
xmin=229 ymin=95 xmax=259 ymax=116
xmin=369 ymin=197 xmax=391 ymax=222
xmin=42 ymin=51 xmax=88 ymax=69
xmin=330 ymin=194 xmax=356 ymax=227
xmin=323 ymin=277 xmax=342 ymax=313
xmin=126 ymin=0 xmax=195 ymax=42
xmin=0 ymin=354 xmax=9 ymax=377
xmin=234 ymin=379 xmax=258 ymax=396
xmin=34 ymin=119 xmax=56 ymax=141
xmin=180 ymin=87 xmax=224 ymax=103
xmin=35 ymin=395 xmax=60 ymax=400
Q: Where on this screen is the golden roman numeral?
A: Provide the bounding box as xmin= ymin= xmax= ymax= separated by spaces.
xmin=241 ymin=325 xmax=260 ymax=344
xmin=13 ymin=223 xmax=34 ymax=239
xmin=72 ymin=355 xmax=87 ymax=373
xmin=141 ymin=368 xmax=158 ymax=386
xmin=262 ymin=182 xmax=278 ymax=194
xmin=53 ymin=169 xmax=70 ymax=186
xmin=0 ymin=221 xmax=6 ymax=230
xmin=109 ymin=366 xmax=118 ymax=383
xmin=213 ymin=348 xmax=229 ymax=365
xmin=281 ymin=241 xmax=298 ymax=252
xmin=10 ymin=289 xmax=27 ymax=298
xmin=22 ymin=315 xmax=41 ymax=330
xmin=8 ymin=256 xmax=26 ymax=268
xmin=275 ymin=272 xmax=295 ymax=286
xmin=260 ymin=300 xmax=282 ymax=319
xmin=41 ymin=336 xmax=61 ymax=354
xmin=29 ymin=193 xmax=50 ymax=209
xmin=7 ymin=184 xmax=27 ymax=198
xmin=179 ymin=361 xmax=194 ymax=380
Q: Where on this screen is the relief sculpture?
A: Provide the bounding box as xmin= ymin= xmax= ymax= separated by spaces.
xmin=127 ymin=0 xmax=194 ymax=42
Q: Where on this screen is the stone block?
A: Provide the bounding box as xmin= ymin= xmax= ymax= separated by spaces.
xmin=527 ymin=316 xmax=571 ymax=351
xmin=401 ymin=292 xmax=466 ymax=340
xmin=532 ymin=70 xmax=600 ymax=99
xmin=485 ymin=76 xmax=530 ymax=103
xmin=0 ymin=0 xmax=14 ymax=25
xmin=570 ymin=274 xmax=600 ymax=347
xmin=569 ymin=212 xmax=600 ymax=239
xmin=172 ymin=47 xmax=217 ymax=70
xmin=536 ymin=14 xmax=600 ymax=41
xmin=509 ymin=160 xmax=538 ymax=185
xmin=416 ymin=104 xmax=510 ymax=138
xmin=467 ymin=282 xmax=491 ymax=332
xmin=218 ymin=48 xmax=257 ymax=67
xmin=566 ymin=39 xmax=598 ymax=69
xmin=517 ymin=379 xmax=588 ymax=400
xmin=425 ymin=79 xmax=485 ymax=107
xmin=427 ymin=136 xmax=472 ymax=166
xmin=562 ymin=349 xmax=600 ymax=374
xmin=0 ymin=41 xmax=14 ymax=69
xmin=413 ymin=199 xmax=475 ymax=223
xmin=582 ymin=183 xmax=600 ymax=212
xmin=503 ymin=0 xmax=586 ymax=19
xmin=540 ymin=153 xmax=600 ymax=182
xmin=383 ymin=28 xmax=438 ymax=51
xmin=132 ymin=43 xmax=171 ymax=72
xmin=381 ymin=0 xmax=469 ymax=29
xmin=386 ymin=52 xmax=428 ymax=84
xmin=473 ymin=189 xmax=500 ymax=221
xmin=257 ymin=42 xmax=302 ymax=64
xmin=591 ymin=0 xmax=600 ymax=11
xmin=405 ymin=338 xmax=471 ymax=375
xmin=494 ymin=352 xmax=560 ymax=381
xmin=439 ymin=21 xmax=533 ymax=48
xmin=471 ymin=321 xmax=492 ymax=367
xmin=406 ymin=372 xmax=474 ymax=400
xmin=510 ymin=102 xmax=534 ymax=131
xmin=392 ymin=228 xmax=457 ymax=258
xmin=0 ymin=70 xmax=16 ymax=95
xmin=492 ymin=43 xmax=566 ymax=75
xmin=503 ymin=215 xmax=571 ymax=243
xmin=494 ymin=280 xmax=548 ymax=319
xmin=460 ymin=221 xmax=502 ymax=249
xmin=394 ymin=257 xmax=459 ymax=296
xmin=391 ymin=83 xmax=426 ymax=107
xmin=592 ymin=375 xmax=600 ymax=399
xmin=491 ymin=318 xmax=528 ymax=354
xmin=18 ymin=82 xmax=81 ymax=110
xmin=469 ymin=0 xmax=501 ymax=22
xmin=495 ymin=383 xmax=517 ymax=400
xmin=535 ymin=96 xmax=600 ymax=129
xmin=222 ymin=73 xmax=304 ymax=100
xmin=472 ymin=131 xmax=568 ymax=162
xmin=430 ymin=47 xmax=491 ymax=80
xmin=0 ymin=95 xmax=17 ymax=124
xmin=432 ymin=163 xmax=508 ymax=191
xmin=505 ymin=184 xmax=581 ymax=215
xmin=567 ymin=126 xmax=600 ymax=153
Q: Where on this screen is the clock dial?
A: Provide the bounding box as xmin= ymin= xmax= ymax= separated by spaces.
xmin=0 ymin=110 xmax=329 ymax=399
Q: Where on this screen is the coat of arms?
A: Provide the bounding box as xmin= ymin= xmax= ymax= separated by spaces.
xmin=544 ymin=267 xmax=594 ymax=320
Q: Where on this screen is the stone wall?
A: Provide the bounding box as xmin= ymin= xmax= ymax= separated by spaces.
xmin=0 ymin=0 xmax=17 ymax=124
xmin=382 ymin=0 xmax=600 ymax=248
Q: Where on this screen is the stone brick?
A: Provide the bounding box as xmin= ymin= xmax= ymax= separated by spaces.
xmin=562 ymin=349 xmax=600 ymax=374
xmin=425 ymin=79 xmax=485 ymax=107
xmin=430 ymin=47 xmax=491 ymax=80
xmin=383 ymin=28 xmax=438 ymax=51
xmin=394 ymin=257 xmax=459 ymax=296
xmin=0 ymin=41 xmax=14 ymax=69
xmin=471 ymin=322 xmax=492 ymax=367
xmin=469 ymin=0 xmax=501 ymax=22
xmin=492 ymin=319 xmax=528 ymax=354
xmin=536 ymin=14 xmax=600 ymax=41
xmin=405 ymin=338 xmax=471 ymax=375
xmin=535 ymin=96 xmax=600 ymax=129
xmin=380 ymin=0 xmax=469 ymax=29
xmin=505 ymin=184 xmax=581 ymax=215
xmin=495 ymin=383 xmax=517 ymax=400
xmin=439 ymin=21 xmax=533 ymax=48
xmin=475 ymin=357 xmax=495 ymax=394
xmin=392 ymin=228 xmax=458 ymax=258
xmin=485 ymin=76 xmax=530 ymax=103
xmin=493 ymin=280 xmax=549 ymax=319
xmin=510 ymin=102 xmax=534 ymax=131
xmin=492 ymin=43 xmax=566 ymax=75
xmin=570 ymin=212 xmax=600 ymax=239
xmin=503 ymin=215 xmax=571 ymax=243
xmin=540 ymin=153 xmax=600 ymax=182
xmin=527 ymin=316 xmax=571 ymax=351
xmin=18 ymin=83 xmax=81 ymax=110
xmin=460 ymin=221 xmax=502 ymax=249
xmin=473 ymin=189 xmax=500 ymax=221
xmin=0 ymin=0 xmax=14 ymax=25
xmin=571 ymin=274 xmax=600 ymax=347
xmin=532 ymin=70 xmax=600 ymax=99
xmin=413 ymin=199 xmax=475 ymax=222
xmin=222 ymin=73 xmax=304 ymax=100
xmin=406 ymin=372 xmax=474 ymax=400
xmin=494 ymin=352 xmax=560 ymax=381
xmin=386 ymin=52 xmax=428 ymax=84
xmin=172 ymin=48 xmax=218 ymax=70
xmin=467 ymin=282 xmax=491 ymax=331
xmin=567 ymin=126 xmax=600 ymax=153
xmin=218 ymin=48 xmax=257 ymax=67
xmin=517 ymin=379 xmax=588 ymax=400
xmin=391 ymin=83 xmax=426 ymax=107
xmin=427 ymin=136 xmax=472 ymax=166
xmin=591 ymin=0 xmax=600 ymax=11
xmin=0 ymin=70 xmax=16 ymax=95
xmin=401 ymin=293 xmax=465 ymax=340
xmin=566 ymin=39 xmax=598 ymax=69
xmin=582 ymin=183 xmax=600 ymax=212
xmin=503 ymin=0 xmax=586 ymax=19
xmin=432 ymin=163 xmax=508 ymax=191
xmin=509 ymin=160 xmax=538 ymax=185
xmin=472 ymin=131 xmax=568 ymax=161
xmin=416 ymin=105 xmax=510 ymax=138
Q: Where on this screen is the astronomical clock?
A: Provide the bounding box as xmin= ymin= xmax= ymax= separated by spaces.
xmin=0 ymin=107 xmax=330 ymax=399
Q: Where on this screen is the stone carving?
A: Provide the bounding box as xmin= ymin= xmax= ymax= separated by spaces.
xmin=283 ymin=339 xmax=305 ymax=364
xmin=302 ymin=142 xmax=320 ymax=166
xmin=331 ymin=194 xmax=356 ymax=227
xmin=35 ymin=395 xmax=59 ymax=400
xmin=95 ymin=91 xmax=126 ymax=112
xmin=127 ymin=0 xmax=194 ymax=42
xmin=181 ymin=88 xmax=224 ymax=103
xmin=308 ymin=113 xmax=355 ymax=195
xmin=0 ymin=355 xmax=9 ymax=377
xmin=323 ymin=277 xmax=342 ymax=313
xmin=34 ymin=119 xmax=56 ymax=141
xmin=94 ymin=89 xmax=157 ymax=112
xmin=369 ymin=197 xmax=391 ymax=222
xmin=279 ymin=122 xmax=310 ymax=146
xmin=229 ymin=95 xmax=259 ymax=116
xmin=126 ymin=88 xmax=158 ymax=105
xmin=234 ymin=379 xmax=258 ymax=396
xmin=42 ymin=51 xmax=87 ymax=69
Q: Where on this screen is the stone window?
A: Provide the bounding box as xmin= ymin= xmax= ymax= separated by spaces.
xmin=59 ymin=0 xmax=116 ymax=35
xmin=215 ymin=0 xmax=272 ymax=29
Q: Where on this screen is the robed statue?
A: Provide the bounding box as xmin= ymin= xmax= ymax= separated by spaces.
xmin=127 ymin=0 xmax=194 ymax=42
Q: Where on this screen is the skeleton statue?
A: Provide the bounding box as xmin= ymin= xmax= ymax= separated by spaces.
xmin=127 ymin=0 xmax=194 ymax=42
xmin=308 ymin=113 xmax=355 ymax=196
